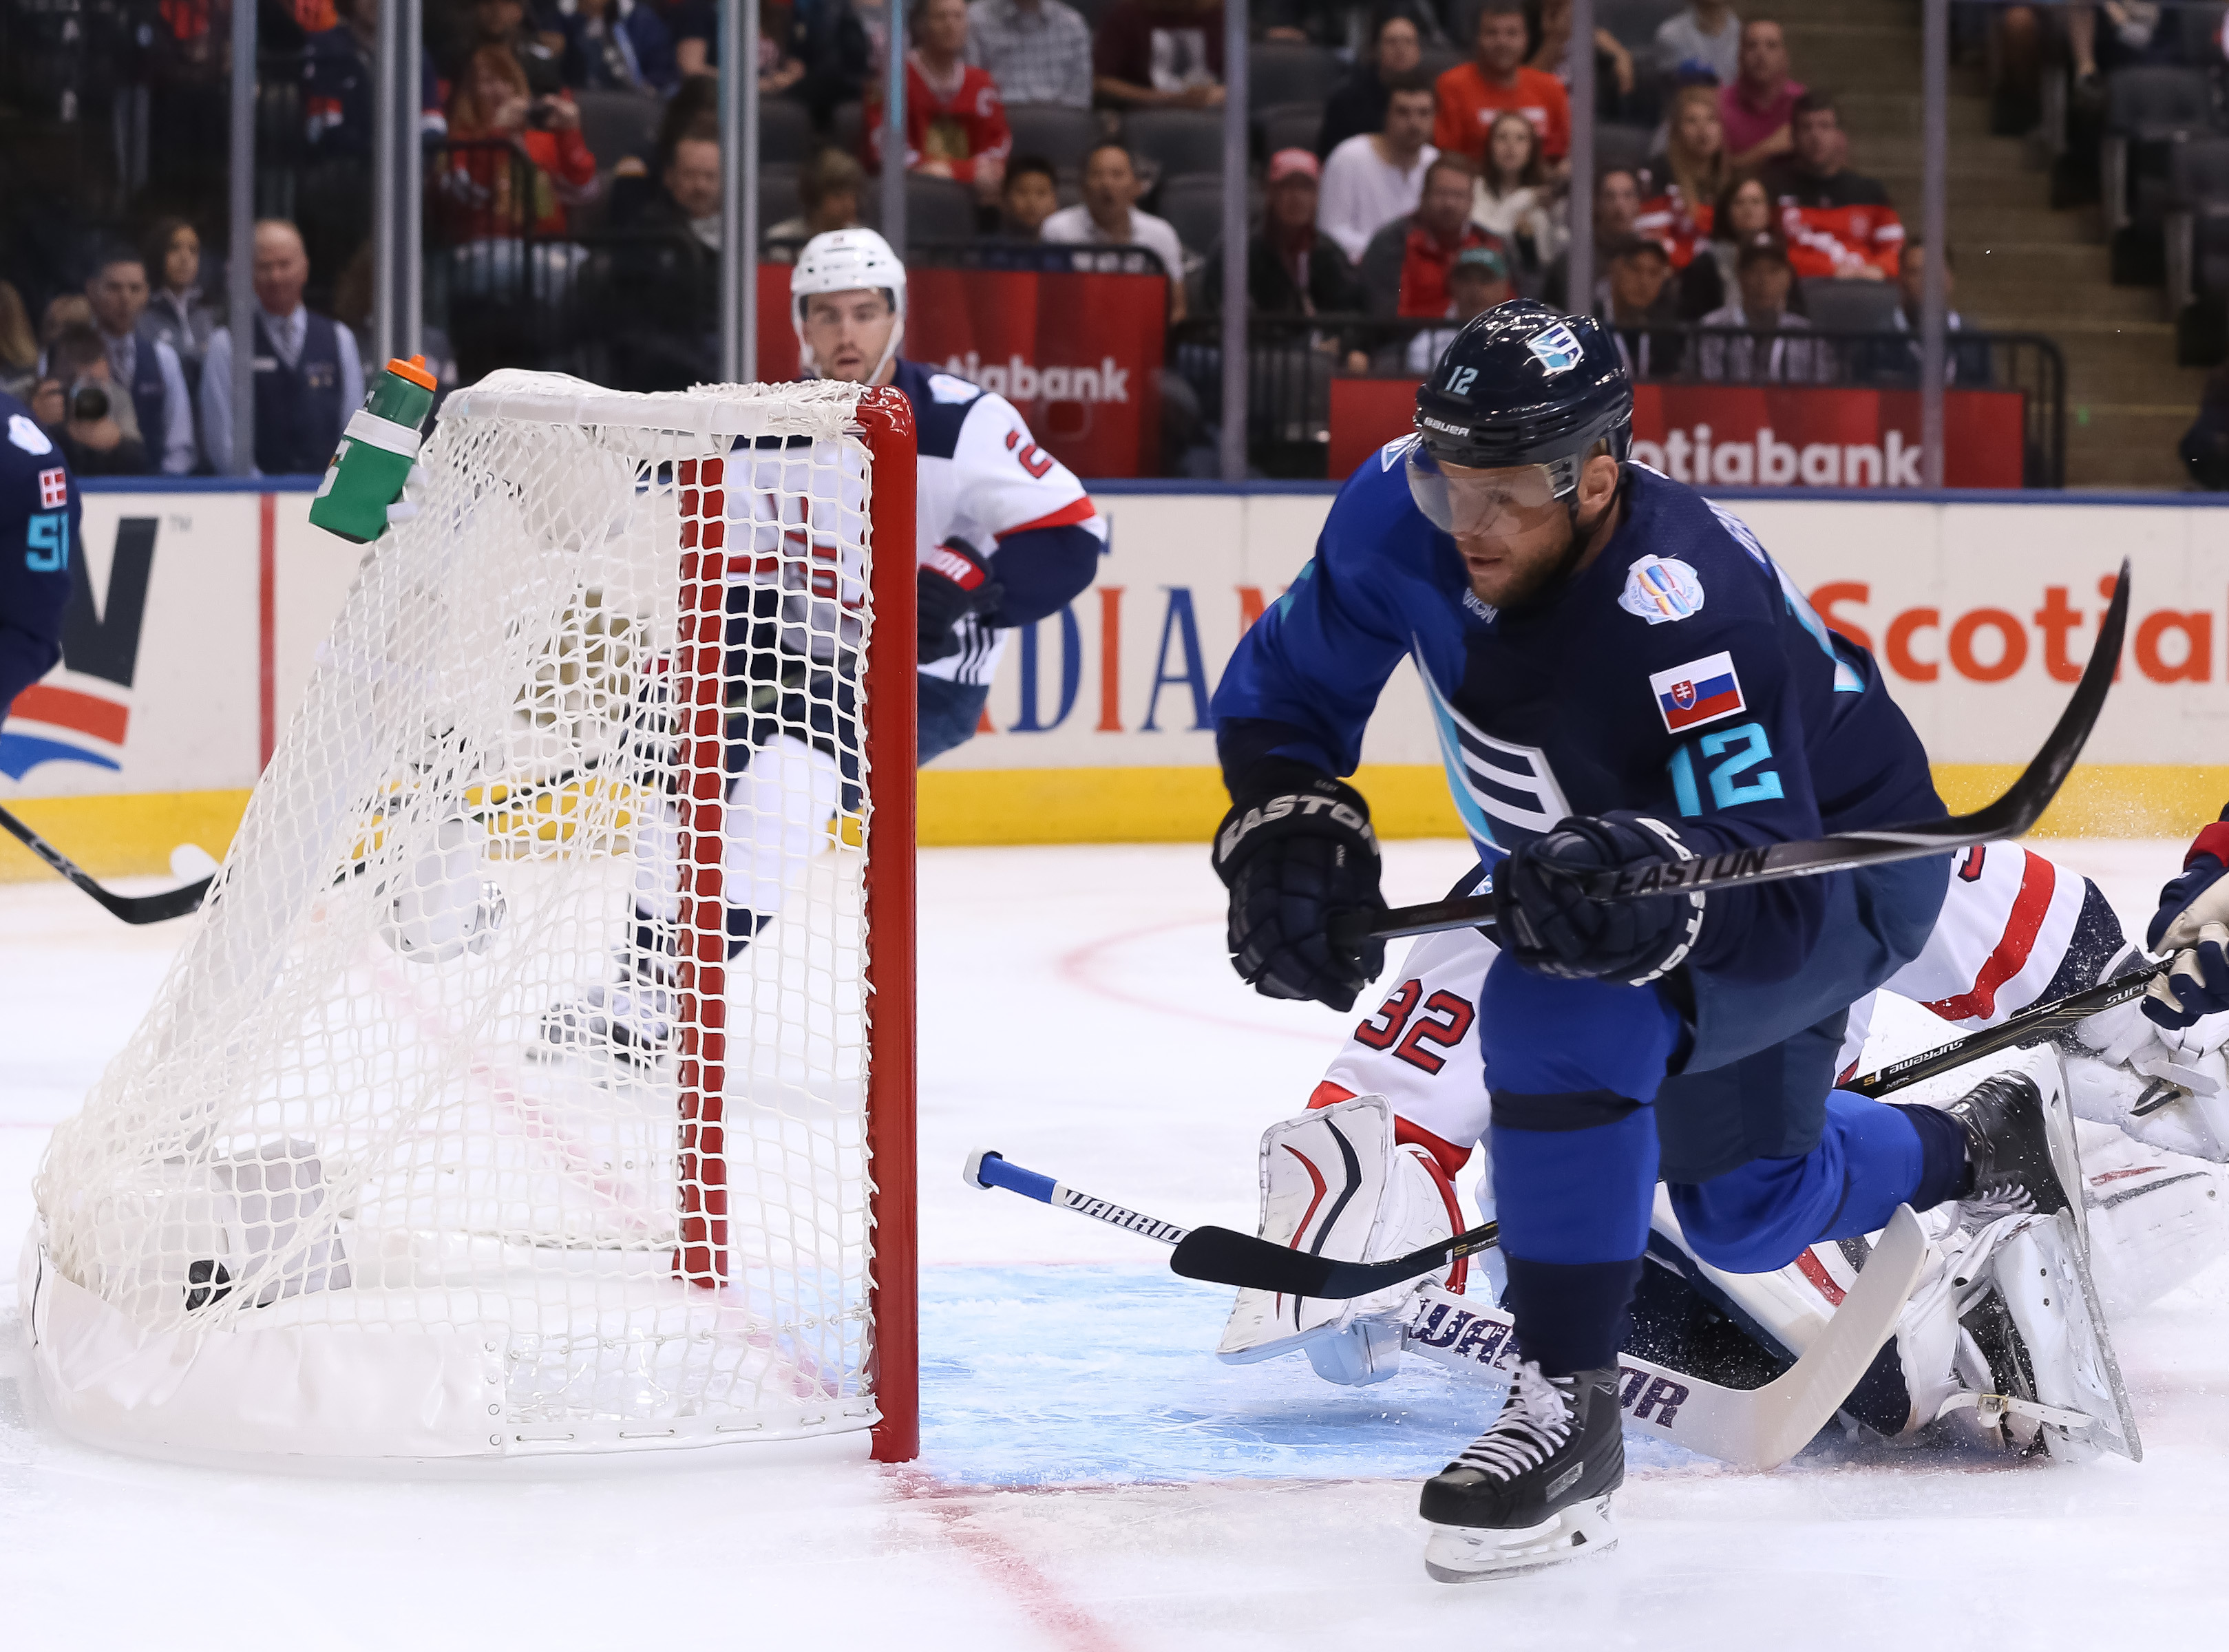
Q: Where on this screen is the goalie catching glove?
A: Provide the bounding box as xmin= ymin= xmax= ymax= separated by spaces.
xmin=916 ymin=538 xmax=1003 ymax=664
xmin=2144 ymin=813 xmax=2229 ymax=1031
xmin=1212 ymin=762 xmax=1386 ymax=1012
xmin=1494 ymin=812 xmax=1704 ymax=984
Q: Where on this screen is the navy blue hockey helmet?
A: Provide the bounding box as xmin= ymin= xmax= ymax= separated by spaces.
xmin=1409 ymin=301 xmax=1633 ymax=515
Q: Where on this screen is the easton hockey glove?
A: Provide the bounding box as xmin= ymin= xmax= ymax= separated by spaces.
xmin=1212 ymin=761 xmax=1386 ymax=1011
xmin=2144 ymin=814 xmax=2229 ymax=1030
xmin=1494 ymin=813 xmax=1705 ymax=984
xmin=917 ymin=538 xmax=1004 ymax=664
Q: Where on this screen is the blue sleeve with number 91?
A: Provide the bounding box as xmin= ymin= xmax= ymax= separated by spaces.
xmin=27 ymin=511 xmax=67 ymax=572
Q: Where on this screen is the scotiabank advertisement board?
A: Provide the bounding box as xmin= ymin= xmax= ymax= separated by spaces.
xmin=756 ymin=265 xmax=1166 ymax=478
xmin=7 ymin=485 xmax=2229 ymax=860
xmin=1328 ymin=379 xmax=2027 ymax=488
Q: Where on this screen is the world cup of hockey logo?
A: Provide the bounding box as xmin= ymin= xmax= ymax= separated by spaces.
xmin=1671 ymin=680 xmax=1697 ymax=710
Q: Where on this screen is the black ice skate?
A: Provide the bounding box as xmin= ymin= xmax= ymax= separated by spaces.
xmin=1942 ymin=1068 xmax=2086 ymax=1249
xmin=535 ymin=953 xmax=677 ymax=1069
xmin=1418 ymin=1361 xmax=1623 ymax=1582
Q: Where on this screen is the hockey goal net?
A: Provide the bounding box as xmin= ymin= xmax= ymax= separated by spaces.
xmin=24 ymin=372 xmax=918 ymax=1463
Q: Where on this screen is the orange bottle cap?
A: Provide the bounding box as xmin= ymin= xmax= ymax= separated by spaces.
xmin=385 ymin=354 xmax=437 ymax=390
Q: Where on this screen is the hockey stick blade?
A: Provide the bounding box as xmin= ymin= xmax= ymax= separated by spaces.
xmin=1343 ymin=561 xmax=2131 ymax=946
xmin=1844 ymin=962 xmax=2159 ymax=1100
xmin=1169 ymin=1215 xmax=1501 ymax=1298
xmin=0 ymin=802 xmax=214 ymax=924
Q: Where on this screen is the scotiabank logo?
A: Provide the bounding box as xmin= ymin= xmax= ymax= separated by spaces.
xmin=1632 ymin=423 xmax=1927 ymax=489
xmin=1813 ymin=574 xmax=2213 ymax=685
xmin=1 ymin=516 xmax=156 ymax=778
xmin=938 ymin=352 xmax=1132 ymax=405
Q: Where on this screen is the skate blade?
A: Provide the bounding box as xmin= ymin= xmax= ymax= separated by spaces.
xmin=1422 ymin=1497 xmax=1616 ymax=1583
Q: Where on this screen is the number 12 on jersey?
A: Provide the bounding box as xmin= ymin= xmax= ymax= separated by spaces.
xmin=1666 ymin=721 xmax=1783 ymax=816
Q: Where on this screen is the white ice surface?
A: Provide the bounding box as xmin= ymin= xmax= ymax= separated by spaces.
xmin=5 ymin=839 xmax=2228 ymax=1649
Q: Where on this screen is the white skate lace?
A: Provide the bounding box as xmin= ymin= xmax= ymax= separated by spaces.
xmin=1958 ymin=1185 xmax=2035 ymax=1233
xmin=1451 ymin=1360 xmax=1575 ymax=1481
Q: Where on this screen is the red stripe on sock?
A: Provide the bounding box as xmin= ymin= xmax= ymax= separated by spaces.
xmin=1795 ymin=1248 xmax=1847 ymax=1306
xmin=1921 ymin=848 xmax=2055 ymax=1022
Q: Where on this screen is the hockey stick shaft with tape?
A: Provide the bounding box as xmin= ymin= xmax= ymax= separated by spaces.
xmin=1844 ymin=962 xmax=2159 ymax=1099
xmin=1334 ymin=560 xmax=2131 ymax=950
xmin=966 ymin=1147 xmax=1501 ymax=1297
xmin=0 ymin=802 xmax=215 ymax=924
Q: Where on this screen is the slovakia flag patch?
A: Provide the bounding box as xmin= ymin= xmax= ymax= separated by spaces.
xmin=1650 ymin=651 xmax=1745 ymax=732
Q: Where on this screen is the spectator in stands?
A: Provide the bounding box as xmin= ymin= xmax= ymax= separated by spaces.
xmin=306 ymin=0 xmax=447 ymax=158
xmin=37 ymin=296 xmax=94 ymax=354
xmin=1361 ymin=154 xmax=1506 ymax=317
xmin=866 ymin=0 xmax=1013 ymax=207
xmin=1532 ymin=0 xmax=1636 ymax=117
xmin=1093 ymin=0 xmax=1225 ymax=109
xmin=437 ymin=46 xmax=602 ymax=244
xmin=469 ymin=0 xmax=566 ymax=94
xmin=1469 ymin=109 xmax=1563 ymax=282
xmin=0 ymin=283 xmax=36 ymax=400
xmin=1698 ymin=237 xmax=1826 ymax=382
xmin=1655 ymin=0 xmax=1740 ymax=93
xmin=1679 ymin=170 xmax=1775 ymax=317
xmin=561 ymin=0 xmax=679 ymax=94
xmin=1596 ymin=233 xmax=1684 ymax=376
xmin=997 ymin=155 xmax=1062 ymax=237
xmin=1318 ymin=8 xmax=1428 ymax=157
xmin=1866 ymin=239 xmax=1992 ymax=385
xmin=767 ymin=147 xmax=871 ymax=253
xmin=1764 ymin=91 xmax=1901 ymax=280
xmin=1541 ymin=165 xmax=1642 ymax=306
xmin=1994 ymin=6 xmax=2102 ymax=131
xmin=1205 ymin=150 xmax=1368 ymax=317
xmin=1433 ymin=0 xmax=1571 ymax=172
xmin=1318 ymin=72 xmax=1439 ymax=263
xmin=609 ymin=118 xmax=723 ymax=389
xmin=2180 ymin=362 xmax=2229 ymax=489
xmin=200 ymin=221 xmax=364 ymax=476
xmin=30 ymin=324 xmax=151 ymax=476
xmin=967 ymin=0 xmax=1093 ymax=109
xmin=139 ymin=220 xmax=217 ymax=391
xmin=796 ymin=0 xmax=880 ymax=119
xmin=85 ymin=250 xmax=196 ymax=475
xmin=1640 ymin=86 xmax=1729 ymax=270
xmin=1719 ymin=16 xmax=1802 ymax=170
xmin=609 ymin=72 xmax=719 ymax=223
xmin=1042 ymin=141 xmax=1190 ymax=317
xmin=1404 ymin=243 xmax=1513 ymax=370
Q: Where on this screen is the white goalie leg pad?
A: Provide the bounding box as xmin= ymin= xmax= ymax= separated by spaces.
xmin=1216 ymin=1094 xmax=1467 ymax=1384
xmin=2075 ymin=1118 xmax=2229 ymax=1313
xmin=2064 ymin=1044 xmax=2229 ymax=1163
xmin=724 ymin=732 xmax=841 ymax=917
xmin=1992 ymin=1209 xmax=2142 ymax=1462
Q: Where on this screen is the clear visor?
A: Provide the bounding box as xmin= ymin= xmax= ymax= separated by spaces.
xmin=1405 ymin=445 xmax=1568 ymax=537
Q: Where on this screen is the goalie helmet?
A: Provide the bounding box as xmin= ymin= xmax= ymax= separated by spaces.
xmin=791 ymin=228 xmax=907 ymax=381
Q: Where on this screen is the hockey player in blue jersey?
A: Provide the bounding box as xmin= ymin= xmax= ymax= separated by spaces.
xmin=1208 ymin=302 xmax=2101 ymax=1581
xmin=0 ymin=391 xmax=77 ymax=725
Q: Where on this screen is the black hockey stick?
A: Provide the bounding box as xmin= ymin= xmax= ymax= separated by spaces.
xmin=1843 ymin=960 xmax=2159 ymax=1099
xmin=1333 ymin=560 xmax=2133 ymax=949
xmin=0 ymin=802 xmax=215 ymax=924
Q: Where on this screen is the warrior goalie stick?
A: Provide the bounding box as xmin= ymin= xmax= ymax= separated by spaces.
xmin=0 ymin=802 xmax=215 ymax=924
xmin=1333 ymin=559 xmax=2133 ymax=950
xmin=965 ymin=1149 xmax=1926 ymax=1470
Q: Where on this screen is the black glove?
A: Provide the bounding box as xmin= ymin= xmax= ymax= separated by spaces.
xmin=917 ymin=539 xmax=1003 ymax=664
xmin=2144 ymin=832 xmax=2229 ymax=1030
xmin=1212 ymin=762 xmax=1386 ymax=1011
xmin=1494 ymin=813 xmax=1704 ymax=984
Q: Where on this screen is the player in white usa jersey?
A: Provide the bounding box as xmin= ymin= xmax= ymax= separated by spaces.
xmin=542 ymin=229 xmax=1107 ymax=1063
xmin=1221 ymin=836 xmax=2229 ymax=1461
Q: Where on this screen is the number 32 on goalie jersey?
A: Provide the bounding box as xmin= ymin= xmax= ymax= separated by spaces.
xmin=1352 ymin=979 xmax=1477 ymax=1075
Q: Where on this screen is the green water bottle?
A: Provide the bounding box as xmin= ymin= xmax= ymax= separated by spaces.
xmin=309 ymin=354 xmax=439 ymax=544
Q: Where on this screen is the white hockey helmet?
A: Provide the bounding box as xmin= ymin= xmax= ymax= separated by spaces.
xmin=791 ymin=228 xmax=907 ymax=381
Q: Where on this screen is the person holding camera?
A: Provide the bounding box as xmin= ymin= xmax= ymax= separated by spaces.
xmin=30 ymin=325 xmax=152 ymax=477
xmin=85 ymin=248 xmax=197 ymax=474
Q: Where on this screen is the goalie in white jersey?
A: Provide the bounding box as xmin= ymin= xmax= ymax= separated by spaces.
xmin=1223 ymin=836 xmax=2229 ymax=1468
xmin=543 ymin=229 xmax=1106 ymax=1061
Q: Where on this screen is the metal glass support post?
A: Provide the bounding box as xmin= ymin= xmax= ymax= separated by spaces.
xmin=401 ymin=0 xmax=423 ymax=357
xmin=742 ymin=0 xmax=760 ymax=380
xmin=1921 ymin=0 xmax=1949 ymax=488
xmin=372 ymin=0 xmax=399 ymax=368
xmin=719 ymin=0 xmax=746 ymax=381
xmin=1565 ymin=0 xmax=1595 ymax=319
xmin=881 ymin=6 xmax=907 ymax=253
xmin=227 ymin=0 xmax=256 ymax=476
xmin=1218 ymin=0 xmax=1248 ymax=482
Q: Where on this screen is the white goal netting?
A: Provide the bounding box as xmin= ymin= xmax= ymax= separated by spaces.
xmin=25 ymin=372 xmax=915 ymax=1462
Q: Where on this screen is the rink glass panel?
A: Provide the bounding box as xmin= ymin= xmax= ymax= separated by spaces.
xmin=32 ymin=374 xmax=903 ymax=1454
